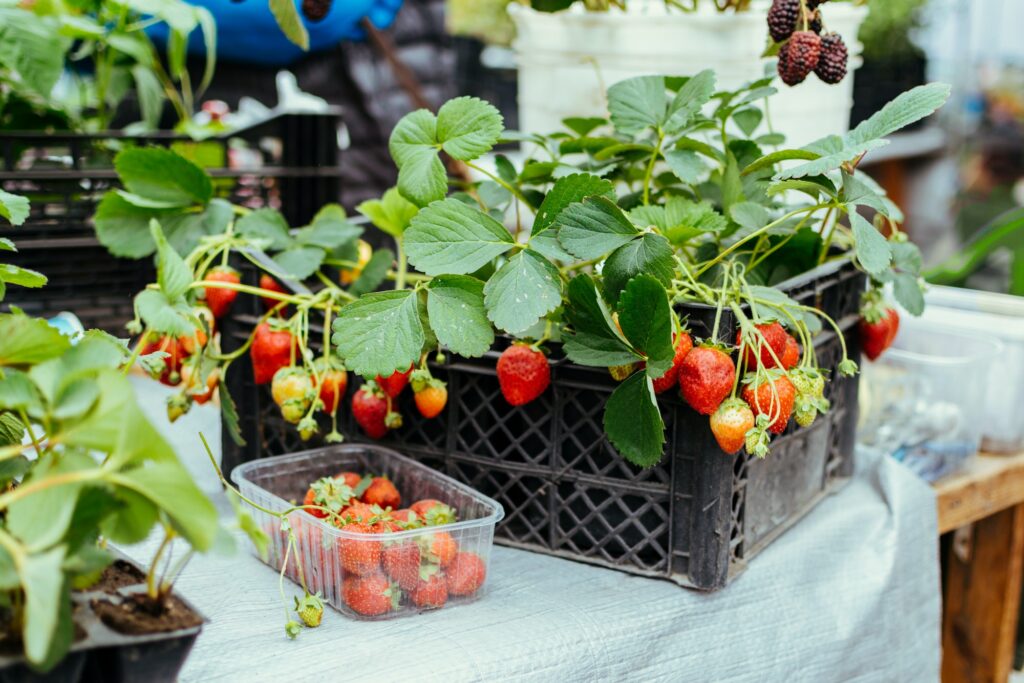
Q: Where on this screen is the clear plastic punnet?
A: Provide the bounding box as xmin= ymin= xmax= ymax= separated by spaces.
xmin=232 ymin=445 xmax=505 ymax=620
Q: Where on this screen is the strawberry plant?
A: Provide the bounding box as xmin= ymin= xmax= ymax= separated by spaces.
xmin=100 ymin=71 xmax=949 ymax=469
xmin=0 ymin=193 xmax=235 ymax=672
xmin=0 ymin=0 xmax=216 ymax=132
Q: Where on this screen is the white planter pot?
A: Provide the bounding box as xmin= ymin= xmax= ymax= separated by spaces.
xmin=509 ymin=1 xmax=868 ymax=147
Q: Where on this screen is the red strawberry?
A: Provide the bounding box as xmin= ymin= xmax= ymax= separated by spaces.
xmin=414 ymin=382 xmax=448 ymax=419
xmin=419 ymin=532 xmax=458 ymax=567
xmin=204 ymin=267 xmax=240 ymax=319
xmin=652 ymin=332 xmax=694 ymax=394
xmin=335 ymin=471 xmax=363 ymax=489
xmin=382 ymin=542 xmax=422 ymax=590
xmin=352 ymin=386 xmax=389 ymax=439
xmin=781 ymin=334 xmax=800 ymax=370
xmin=678 ymin=346 xmax=736 ymax=415
xmin=391 ymin=509 xmax=422 ymax=528
xmin=376 ymin=366 xmax=412 ymax=398
xmin=362 ymin=477 xmax=401 ymax=509
xmin=140 ymin=335 xmax=184 ymax=386
xmin=709 ymin=398 xmax=756 ymax=455
xmin=259 ymin=273 xmax=289 ymax=312
xmin=860 ymin=308 xmax=900 ymax=361
xmin=251 ymin=322 xmax=296 ymax=385
xmin=303 ymin=476 xmax=356 ymax=519
xmin=410 ymin=573 xmax=448 ymax=609
xmin=342 ymin=573 xmax=399 ymax=617
xmin=336 ymin=522 xmax=382 ymax=576
xmin=496 ymin=344 xmax=550 ymax=406
xmin=742 ymin=372 xmax=796 ymax=435
xmin=409 ymin=499 xmax=456 ymax=526
xmin=336 ymin=502 xmax=378 ymax=525
xmin=315 ymin=360 xmax=348 ymax=414
xmin=736 ymin=321 xmax=788 ymax=369
xmin=445 ymin=552 xmax=486 ymax=596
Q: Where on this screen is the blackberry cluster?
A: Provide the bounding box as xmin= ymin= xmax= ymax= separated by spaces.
xmin=301 ymin=0 xmax=332 ymax=22
xmin=767 ymin=0 xmax=801 ymax=43
xmin=777 ymin=31 xmax=822 ymax=86
xmin=814 ymin=33 xmax=849 ymax=84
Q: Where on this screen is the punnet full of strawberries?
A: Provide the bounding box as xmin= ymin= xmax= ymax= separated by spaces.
xmin=105 ymin=67 xmax=950 ymax=469
xmin=281 ymin=469 xmax=484 ymax=618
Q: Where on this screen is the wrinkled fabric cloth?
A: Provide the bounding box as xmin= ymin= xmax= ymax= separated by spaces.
xmin=119 ymin=448 xmax=940 ymax=682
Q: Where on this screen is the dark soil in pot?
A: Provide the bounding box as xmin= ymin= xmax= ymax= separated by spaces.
xmin=90 ymin=594 xmax=202 ymax=636
xmin=88 ymin=562 xmax=145 ymax=594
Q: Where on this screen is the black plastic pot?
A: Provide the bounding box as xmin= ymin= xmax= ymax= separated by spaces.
xmin=0 ymin=110 xmax=342 ymax=334
xmin=222 ymin=258 xmax=865 ymax=591
xmin=0 ymin=556 xmax=203 ymax=683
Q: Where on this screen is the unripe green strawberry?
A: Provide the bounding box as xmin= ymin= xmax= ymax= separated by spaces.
xmin=794 ymin=402 xmax=817 ymax=428
xmin=608 ymin=363 xmax=638 ymax=381
xmin=745 ymin=425 xmax=771 ymax=459
xmin=294 ymin=592 xmax=324 ymax=628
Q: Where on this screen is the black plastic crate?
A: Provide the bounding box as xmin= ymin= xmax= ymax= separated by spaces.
xmin=221 ymin=258 xmax=865 ymax=590
xmin=0 ymin=111 xmax=342 ymax=333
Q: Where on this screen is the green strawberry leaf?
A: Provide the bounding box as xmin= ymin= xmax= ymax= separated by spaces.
xmin=0 ymin=264 xmax=46 ymax=290
xmin=603 ymin=372 xmax=665 ymax=468
xmin=404 ymin=198 xmax=515 ymax=275
xmin=0 ymin=189 xmax=30 ymax=226
xmin=436 ymin=96 xmax=505 ymax=161
xmin=219 ymin=380 xmax=245 ymax=446
xmin=850 ymin=212 xmax=892 ymax=276
xmin=664 ymin=149 xmax=706 ymax=185
xmin=729 ymin=202 xmax=772 ymax=231
xmin=602 ymin=233 xmax=675 ymax=304
xmin=556 ymin=196 xmax=639 ymax=260
xmin=0 ymin=313 xmax=71 ymax=365
xmin=483 ymin=249 xmax=563 ymax=335
xmin=562 ymin=274 xmax=639 ymax=367
xmin=236 ymin=208 xmax=292 ymax=251
xmin=151 ymin=220 xmax=191 ymax=300
xmin=531 ymin=173 xmax=615 ymax=237
xmin=664 ymin=70 xmax=716 ymax=134
xmin=134 ymin=290 xmax=195 ymax=336
xmin=0 ymin=369 xmax=42 ymax=412
xmin=357 ymin=188 xmax=419 ymax=238
xmin=617 ymin=275 xmax=674 ymax=378
xmin=389 ymin=99 xmax=503 ymax=207
xmin=20 ymin=546 xmax=68 ymax=667
xmin=562 ymin=116 xmax=606 ymax=136
xmin=162 ymin=198 xmax=234 ymax=256
xmin=608 ymin=76 xmax=667 ymax=135
xmin=93 ymin=193 xmax=163 ymax=258
xmin=892 ymin=273 xmax=925 ymax=316
xmin=349 ymin=248 xmax=393 ymax=297
xmin=426 ymin=275 xmax=494 ymax=357
xmin=114 ymin=147 xmax=212 ymax=207
xmin=332 ymin=290 xmax=424 ymax=377
xmin=271 ymin=245 xmax=325 ymax=280
xmin=296 ymin=204 xmax=362 ymax=249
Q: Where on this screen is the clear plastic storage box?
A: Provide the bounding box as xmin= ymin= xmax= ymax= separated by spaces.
xmin=860 ymin=319 xmax=1002 ymax=482
xmin=232 ymin=445 xmax=505 ymax=620
xmin=921 ymin=285 xmax=1024 ymax=453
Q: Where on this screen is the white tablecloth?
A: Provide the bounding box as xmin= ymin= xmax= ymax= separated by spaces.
xmin=119 ymin=446 xmax=940 ymax=683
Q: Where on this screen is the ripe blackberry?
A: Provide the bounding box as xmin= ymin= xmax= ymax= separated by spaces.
xmin=814 ymin=33 xmax=849 ymax=84
xmin=767 ymin=0 xmax=801 ymax=43
xmin=301 ymin=0 xmax=332 ymax=22
xmin=778 ymin=31 xmax=822 ymax=86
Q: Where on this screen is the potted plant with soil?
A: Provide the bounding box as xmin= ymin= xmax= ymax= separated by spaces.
xmin=508 ymin=0 xmax=868 ymax=146
xmin=0 ymin=192 xmax=225 ymax=680
xmin=99 ymin=71 xmax=948 ymax=589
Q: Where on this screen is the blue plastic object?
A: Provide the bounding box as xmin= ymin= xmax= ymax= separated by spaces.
xmin=147 ymin=0 xmax=404 ymax=66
